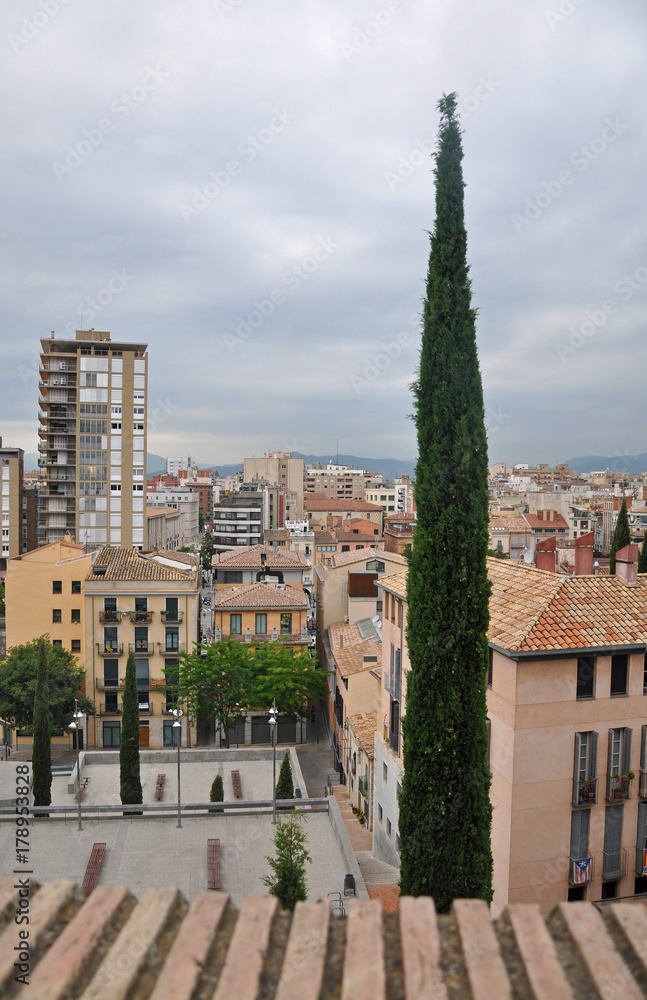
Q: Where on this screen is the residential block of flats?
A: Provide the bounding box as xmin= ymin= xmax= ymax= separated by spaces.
xmin=84 ymin=546 xmax=200 ymax=750
xmin=373 ymin=544 xmax=647 ymax=914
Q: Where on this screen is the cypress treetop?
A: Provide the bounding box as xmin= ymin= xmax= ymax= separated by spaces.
xmin=120 ymin=650 xmax=143 ymax=805
xmin=609 ymin=498 xmax=630 ymax=575
xmin=399 ymin=92 xmax=492 ymax=911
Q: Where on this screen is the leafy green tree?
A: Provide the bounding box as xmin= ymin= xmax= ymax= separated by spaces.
xmin=200 ymin=530 xmax=215 ymax=571
xmin=210 ymin=774 xmax=224 ymax=802
xmin=400 ymin=93 xmax=492 ymax=911
xmin=263 ymin=811 xmax=311 ymax=910
xmin=275 ymin=749 xmax=294 ymax=799
xmin=32 ymin=639 xmax=52 ymax=808
xmin=0 ymin=637 xmax=94 ymax=731
xmin=119 ymin=650 xmax=143 ymax=805
xmin=609 ymin=498 xmax=630 ymax=575
xmin=177 ymin=640 xmax=251 ymax=747
xmin=250 ymin=643 xmax=328 ymax=720
xmin=638 ymin=536 xmax=647 ymax=574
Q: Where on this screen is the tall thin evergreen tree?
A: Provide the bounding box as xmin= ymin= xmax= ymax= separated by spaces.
xmin=32 ymin=639 xmax=52 ymax=808
xmin=609 ymin=498 xmax=630 ymax=575
xmin=120 ymin=650 xmax=143 ymax=805
xmin=400 ymin=93 xmax=492 ymax=910
xmin=638 ymin=535 xmax=647 ymax=574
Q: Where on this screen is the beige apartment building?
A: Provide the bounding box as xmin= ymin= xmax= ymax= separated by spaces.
xmin=243 ymin=452 xmax=305 ymax=516
xmin=38 ymin=330 xmax=148 ymax=549
xmin=84 ymin=547 xmax=200 ymax=750
xmin=373 ymin=553 xmax=647 ymax=913
xmin=0 ymin=439 xmax=24 ymax=572
xmin=314 ymin=548 xmax=407 ymax=633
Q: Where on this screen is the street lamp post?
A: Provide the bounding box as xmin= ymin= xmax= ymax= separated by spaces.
xmin=67 ymin=700 xmax=84 ymax=831
xmin=171 ymin=708 xmax=183 ymax=828
xmin=269 ymin=700 xmax=277 ymax=825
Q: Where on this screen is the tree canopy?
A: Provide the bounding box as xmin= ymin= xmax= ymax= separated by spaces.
xmin=0 ymin=637 xmax=94 ymax=731
xmin=175 ymin=639 xmax=328 ymax=743
xmin=609 ymin=498 xmax=630 ymax=575
xmin=263 ymin=811 xmax=311 ymax=911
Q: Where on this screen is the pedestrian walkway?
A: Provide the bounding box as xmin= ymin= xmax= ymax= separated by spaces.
xmin=355 ymin=851 xmax=400 ymax=885
xmin=332 ymin=785 xmax=372 ymax=851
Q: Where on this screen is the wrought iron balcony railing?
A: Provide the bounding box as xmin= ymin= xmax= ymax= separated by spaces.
xmin=602 ymin=849 xmax=628 ymax=880
xmin=606 ymin=774 xmax=632 ymax=801
xmin=99 ymin=611 xmax=121 ymax=624
xmin=130 ymin=643 xmax=153 ymax=656
xmin=100 ymin=702 xmax=121 ymax=716
xmin=97 ymin=643 xmax=124 ymax=656
xmin=161 ymin=610 xmax=183 ymax=623
xmin=572 ymin=777 xmax=597 ymax=807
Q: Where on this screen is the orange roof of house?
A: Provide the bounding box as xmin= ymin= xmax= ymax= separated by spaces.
xmin=85 ymin=547 xmax=197 ymax=582
xmin=489 ymin=515 xmax=529 ymax=532
xmin=304 ymin=494 xmax=383 ymax=512
xmin=212 ymin=545 xmax=308 ymax=570
xmin=348 ymin=710 xmax=378 ymax=758
xmin=213 ymin=583 xmax=309 ymax=610
xmin=380 ymin=559 xmax=647 ymax=653
xmin=522 ymin=512 xmax=569 ymax=530
xmin=333 ymin=638 xmax=381 ymax=678
xmin=329 ymin=549 xmax=406 ymax=569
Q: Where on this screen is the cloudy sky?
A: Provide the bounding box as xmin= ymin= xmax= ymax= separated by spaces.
xmin=1 ymin=0 xmax=646 ymax=468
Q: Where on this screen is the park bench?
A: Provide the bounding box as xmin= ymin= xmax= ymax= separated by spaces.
xmin=207 ymin=839 xmax=221 ymax=890
xmin=154 ymin=774 xmax=166 ymax=801
xmin=230 ymin=770 xmax=242 ymax=799
xmin=82 ymin=843 xmax=106 ymax=895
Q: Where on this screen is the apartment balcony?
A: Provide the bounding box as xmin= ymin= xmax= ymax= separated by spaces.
xmin=639 ymin=770 xmax=647 ymax=799
xmin=568 ymin=856 xmax=595 ymax=885
xmin=358 ymin=776 xmax=369 ymax=797
xmin=129 ymin=611 xmax=153 ymax=624
xmin=602 ymin=849 xmax=628 ymax=880
xmin=388 ymin=728 xmax=400 ymax=754
xmin=573 ymin=778 xmax=598 ymax=807
xmin=157 ymin=643 xmax=184 ymax=655
xmin=96 ymin=679 xmax=121 ymax=691
xmin=161 ymin=610 xmax=184 ymax=623
xmin=130 ymin=643 xmax=153 ymax=656
xmin=99 ymin=611 xmax=121 ymax=624
xmin=138 ymin=703 xmax=154 ymax=715
xmin=99 ymin=702 xmax=122 ymax=716
xmin=606 ymin=774 xmax=632 ymax=801
xmin=636 ymin=847 xmax=647 ymax=875
xmin=97 ymin=643 xmax=124 ymax=656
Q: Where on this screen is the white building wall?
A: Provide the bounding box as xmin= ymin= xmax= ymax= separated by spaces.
xmin=372 ymin=733 xmax=403 ymax=869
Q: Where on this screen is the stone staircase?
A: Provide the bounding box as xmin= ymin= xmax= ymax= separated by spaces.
xmin=355 ymin=851 xmax=400 ymax=886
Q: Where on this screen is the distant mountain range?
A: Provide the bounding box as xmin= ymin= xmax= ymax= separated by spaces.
xmin=564 ymin=455 xmax=647 ymax=476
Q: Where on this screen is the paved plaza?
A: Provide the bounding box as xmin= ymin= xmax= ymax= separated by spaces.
xmin=0 ymin=757 xmax=352 ymax=907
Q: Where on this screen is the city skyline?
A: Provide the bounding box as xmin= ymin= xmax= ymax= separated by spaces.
xmin=2 ymin=3 xmax=647 ymax=464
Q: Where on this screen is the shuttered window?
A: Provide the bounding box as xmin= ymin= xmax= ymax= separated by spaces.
xmin=570 ymin=809 xmax=590 ymax=859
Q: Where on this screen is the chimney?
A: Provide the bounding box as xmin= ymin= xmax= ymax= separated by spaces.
xmin=260 ymin=551 xmax=266 ymax=565
xmin=535 ymin=535 xmax=557 ymax=573
xmin=615 ymin=543 xmax=639 ymax=587
xmin=574 ymin=531 xmax=594 ymax=575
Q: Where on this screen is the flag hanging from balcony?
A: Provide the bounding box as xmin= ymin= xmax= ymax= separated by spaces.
xmin=642 ymin=849 xmax=647 ymax=876
xmin=573 ymin=858 xmax=591 ymax=884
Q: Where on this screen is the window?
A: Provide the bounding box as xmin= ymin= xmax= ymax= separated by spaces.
xmin=383 ymin=763 xmax=388 ymax=783
xmin=165 ymin=627 xmax=180 ymax=652
xmin=223 ymin=571 xmax=243 ymax=584
xmin=103 ymin=721 xmax=120 ymax=747
xmin=165 ymin=597 xmax=179 ymax=621
xmin=103 ymin=627 xmax=118 ymax=651
xmin=71 ymin=580 xmax=81 ymax=594
xmin=52 ymin=609 xmax=62 ymax=623
xmin=52 ymin=580 xmax=62 ymax=594
xmin=135 ymin=659 xmax=149 ymax=688
xmin=573 ymin=731 xmax=598 ymax=805
xmin=71 ymin=640 xmax=81 ymax=653
xmin=386 ymin=818 xmax=392 ymax=838
xmin=255 ymin=613 xmax=267 ymax=635
xmin=378 ymin=804 xmax=383 ymax=823
xmin=637 ymin=802 xmax=647 ymax=883
xmin=104 ymin=660 xmax=119 ymax=686
xmin=487 ymin=648 xmax=493 ymax=688
xmin=71 ymin=609 xmax=81 ymax=624
xmin=230 ymin=614 xmax=242 ymax=635
xmin=576 ymin=656 xmax=595 ymax=699
xmin=570 ymin=808 xmax=590 ymax=871
xmin=610 ymin=654 xmax=628 ymax=697
xmin=163 ymin=720 xmax=178 ymax=747
xmin=52 ymin=639 xmax=62 ymax=648
xmin=602 ymin=805 xmax=624 ymax=879
xmin=134 ymin=627 xmax=148 ymax=652
xmin=280 ymin=613 xmax=292 ymax=635
xmin=607 ymin=727 xmax=633 ymax=799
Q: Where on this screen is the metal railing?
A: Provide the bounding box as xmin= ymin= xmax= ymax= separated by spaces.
xmin=161 ymin=610 xmax=183 ymax=623
xmin=130 ymin=611 xmax=153 ymax=624
xmin=388 ymin=728 xmax=400 ymax=754
xmin=100 ymin=702 xmax=121 ymax=716
xmin=358 ymin=776 xmax=369 ymax=796
xmin=97 ymin=643 xmax=124 ymax=656
xmin=129 ymin=643 xmax=153 ymax=656
xmin=602 ymin=849 xmax=628 ymax=880
xmin=640 ymin=770 xmax=647 ymax=799
xmin=568 ymin=855 xmax=595 ymax=884
xmin=636 ymin=847 xmax=647 ymax=876
xmin=572 ymin=777 xmax=597 ymax=807
xmin=99 ymin=611 xmax=121 ymax=624
xmin=158 ymin=642 xmax=184 ymax=655
xmin=96 ymin=679 xmax=121 ymax=691
xmin=0 ymin=797 xmax=329 ymax=823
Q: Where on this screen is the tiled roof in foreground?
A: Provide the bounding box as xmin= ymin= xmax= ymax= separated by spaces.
xmin=3 ymin=879 xmax=646 ymax=999
xmin=85 ymin=547 xmax=196 ymax=582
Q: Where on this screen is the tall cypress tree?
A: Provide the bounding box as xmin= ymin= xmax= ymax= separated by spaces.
xmin=400 ymin=93 xmax=492 ymax=910
xmin=32 ymin=639 xmax=52 ymax=808
xmin=609 ymin=498 xmax=630 ymax=575
xmin=638 ymin=535 xmax=647 ymax=574
xmin=120 ymin=650 xmax=143 ymax=805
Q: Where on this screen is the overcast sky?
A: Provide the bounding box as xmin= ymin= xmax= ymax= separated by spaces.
xmin=1 ymin=1 xmax=646 ymax=468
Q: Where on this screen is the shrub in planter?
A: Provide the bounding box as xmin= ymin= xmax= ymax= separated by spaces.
xmin=210 ymin=774 xmax=224 ymax=802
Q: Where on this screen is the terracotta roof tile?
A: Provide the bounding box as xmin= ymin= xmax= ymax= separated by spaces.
xmin=330 ymin=549 xmax=406 ymax=569
xmin=212 ymin=545 xmax=308 ymax=570
xmin=213 ymin=583 xmax=310 ymax=609
xmin=9 ymin=879 xmax=647 ymax=1000
xmin=304 ymin=494 xmax=383 ymax=512
xmin=333 ymin=637 xmax=381 ymax=678
xmin=348 ymin=710 xmax=378 ymax=758
xmin=85 ymin=547 xmax=197 ymax=583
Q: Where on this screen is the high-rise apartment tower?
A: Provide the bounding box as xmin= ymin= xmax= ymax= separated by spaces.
xmin=38 ymin=330 xmax=148 ymax=549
